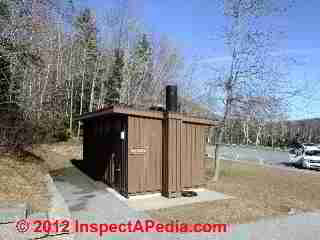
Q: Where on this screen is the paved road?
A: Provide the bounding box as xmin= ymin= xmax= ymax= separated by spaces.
xmin=207 ymin=145 xmax=291 ymax=166
xmin=220 ymin=211 xmax=320 ymax=240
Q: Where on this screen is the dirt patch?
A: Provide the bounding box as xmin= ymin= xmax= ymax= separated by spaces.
xmin=32 ymin=139 xmax=83 ymax=172
xmin=148 ymin=160 xmax=320 ymax=224
xmin=0 ymin=152 xmax=50 ymax=212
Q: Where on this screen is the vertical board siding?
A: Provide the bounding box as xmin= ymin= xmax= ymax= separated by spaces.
xmin=177 ymin=119 xmax=182 ymax=192
xmin=127 ymin=116 xmax=162 ymax=194
xmin=169 ymin=120 xmax=175 ymax=191
xmin=164 ymin=118 xmax=207 ymax=195
xmin=164 ymin=117 xmax=184 ymax=194
xmin=83 ymin=111 xmax=209 ymax=198
xmin=162 ymin=119 xmax=167 ymax=194
xmin=187 ymin=123 xmax=192 ymax=187
xmin=181 ymin=122 xmax=206 ymax=189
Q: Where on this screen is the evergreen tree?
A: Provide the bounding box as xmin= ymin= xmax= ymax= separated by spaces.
xmin=131 ymin=33 xmax=153 ymax=103
xmin=75 ymin=8 xmax=97 ymax=61
xmin=136 ymin=34 xmax=152 ymax=63
xmin=105 ymin=48 xmax=124 ymax=104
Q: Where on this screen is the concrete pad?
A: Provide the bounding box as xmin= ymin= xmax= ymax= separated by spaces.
xmin=126 ymin=189 xmax=233 ymax=211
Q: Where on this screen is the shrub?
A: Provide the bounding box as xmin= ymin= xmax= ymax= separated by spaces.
xmin=0 ymin=103 xmax=36 ymax=152
xmin=53 ymin=129 xmax=71 ymax=142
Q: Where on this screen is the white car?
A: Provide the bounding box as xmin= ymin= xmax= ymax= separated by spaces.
xmin=301 ymin=149 xmax=320 ymax=169
xmin=289 ymin=145 xmax=320 ymax=169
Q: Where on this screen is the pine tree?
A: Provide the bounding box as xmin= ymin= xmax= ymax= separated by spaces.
xmin=136 ymin=34 xmax=152 ymax=63
xmin=105 ymin=48 xmax=124 ymax=104
xmin=131 ymin=33 xmax=153 ymax=103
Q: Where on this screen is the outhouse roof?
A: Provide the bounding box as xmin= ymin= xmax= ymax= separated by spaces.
xmin=76 ymin=105 xmax=218 ymax=126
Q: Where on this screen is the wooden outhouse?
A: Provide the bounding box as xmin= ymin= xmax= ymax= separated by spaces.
xmin=78 ymin=87 xmax=216 ymax=198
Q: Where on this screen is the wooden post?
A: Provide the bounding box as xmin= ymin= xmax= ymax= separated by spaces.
xmin=162 ymin=112 xmax=182 ymax=198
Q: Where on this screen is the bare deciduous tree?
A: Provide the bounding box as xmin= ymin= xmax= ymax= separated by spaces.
xmin=206 ymin=0 xmax=293 ymax=181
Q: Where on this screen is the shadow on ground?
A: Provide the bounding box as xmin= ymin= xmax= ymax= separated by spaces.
xmin=278 ymin=162 xmax=320 ymax=172
xmin=51 ymin=163 xmax=100 ymax=212
xmin=279 ymin=162 xmax=297 ymax=168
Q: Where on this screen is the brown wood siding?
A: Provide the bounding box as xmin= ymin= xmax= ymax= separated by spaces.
xmin=181 ymin=122 xmax=206 ymax=188
xmin=163 ymin=117 xmax=207 ymax=196
xmin=167 ymin=118 xmax=182 ymax=193
xmin=82 ymin=106 xmax=211 ymax=198
xmin=127 ymin=116 xmax=162 ymax=194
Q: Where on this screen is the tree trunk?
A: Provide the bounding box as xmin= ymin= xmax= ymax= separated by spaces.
xmin=69 ymin=77 xmax=74 ymax=134
xmin=77 ymin=48 xmax=87 ymax=138
xmin=213 ymin=93 xmax=231 ymax=182
xmin=89 ymin=55 xmax=101 ymax=112
xmin=213 ymin=128 xmax=224 ymax=182
xmin=98 ymin=79 xmax=105 ymax=109
xmin=39 ymin=63 xmax=50 ymax=119
xmin=255 ymin=124 xmax=262 ymax=146
xmin=68 ymin=42 xmax=74 ymax=135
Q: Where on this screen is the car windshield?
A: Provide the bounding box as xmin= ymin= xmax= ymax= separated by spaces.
xmin=303 ymin=143 xmax=315 ymax=146
xmin=289 ymin=143 xmax=302 ymax=149
xmin=305 ymin=150 xmax=320 ymax=156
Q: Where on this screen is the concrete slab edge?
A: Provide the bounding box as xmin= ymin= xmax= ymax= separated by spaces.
xmin=45 ymin=174 xmax=74 ymax=239
xmin=105 ymin=187 xmax=128 ymax=202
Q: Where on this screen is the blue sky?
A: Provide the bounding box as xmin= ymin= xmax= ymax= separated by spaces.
xmin=79 ymin=0 xmax=320 ymax=120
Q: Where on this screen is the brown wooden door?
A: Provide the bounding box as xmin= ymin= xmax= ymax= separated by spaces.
xmin=127 ymin=116 xmax=162 ymax=194
xmin=103 ymin=118 xmax=128 ymax=196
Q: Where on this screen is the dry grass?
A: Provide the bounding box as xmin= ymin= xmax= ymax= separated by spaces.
xmin=148 ymin=160 xmax=320 ymax=224
xmin=0 ymin=152 xmax=50 ymax=212
xmin=32 ymin=139 xmax=82 ymax=172
xmin=0 ymin=140 xmax=82 ymax=212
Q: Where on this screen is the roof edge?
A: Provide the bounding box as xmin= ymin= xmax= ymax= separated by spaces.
xmin=75 ymin=105 xmax=218 ymax=126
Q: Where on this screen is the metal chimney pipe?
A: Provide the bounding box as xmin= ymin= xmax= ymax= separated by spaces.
xmin=166 ymin=85 xmax=178 ymax=112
